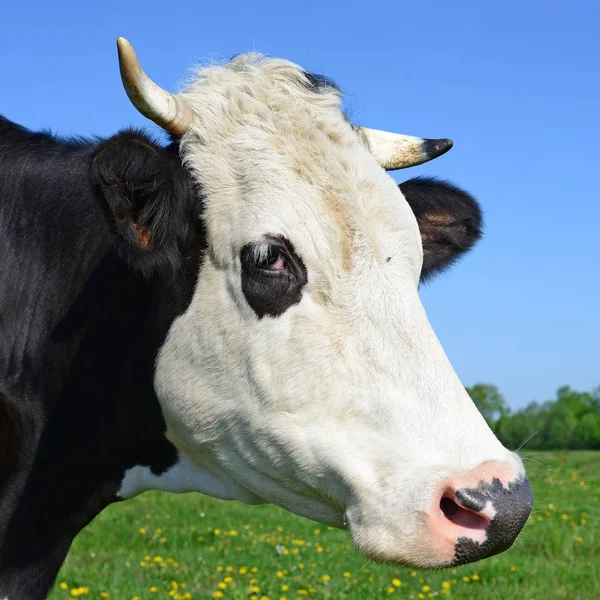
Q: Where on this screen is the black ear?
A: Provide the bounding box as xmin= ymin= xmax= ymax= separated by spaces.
xmin=92 ymin=130 xmax=195 ymax=278
xmin=399 ymin=177 xmax=483 ymax=282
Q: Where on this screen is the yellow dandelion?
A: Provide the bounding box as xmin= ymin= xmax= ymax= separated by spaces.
xmin=418 ymin=594 xmax=425 ymax=599
xmin=150 ymin=587 xmax=158 ymax=593
xmin=410 ymin=571 xmax=417 ymax=577
xmin=463 ymin=576 xmax=471 ymax=582
xmin=281 ymin=584 xmax=289 ymax=591
xmin=387 ymin=587 xmax=395 ymax=593
xmin=562 ymin=514 xmax=569 ymax=520
xmin=229 ymin=530 xmax=238 ymax=536
xmin=423 ymin=585 xmax=431 ymax=592
xmin=139 ymin=528 xmax=146 ymax=534
xmin=510 ymin=565 xmax=517 ymax=572
xmin=343 ymin=572 xmax=351 ymax=578
xmin=239 ymin=566 xmax=248 ymax=574
xmin=60 ymin=583 xmax=68 ymax=590
xmin=218 ymin=582 xmax=227 ymax=589
xmin=472 ymin=574 xmax=480 ymax=581
xmin=576 ymin=537 xmax=583 ymax=542
xmin=213 ymin=593 xmax=223 ymax=599
xmin=224 ymin=576 xmax=233 ymax=583
xmin=392 ymin=579 xmax=401 ymax=587
xmin=442 ymin=581 xmax=451 ymax=589
xmin=160 ymin=536 xmax=167 ymax=543
xmin=213 ymin=528 xmax=221 ymax=535
xmin=321 ymin=574 xmax=331 ymax=582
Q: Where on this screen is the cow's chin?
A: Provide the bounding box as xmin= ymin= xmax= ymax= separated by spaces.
xmin=345 ymin=505 xmax=455 ymax=569
xmin=195 ymin=455 xmax=456 ymax=569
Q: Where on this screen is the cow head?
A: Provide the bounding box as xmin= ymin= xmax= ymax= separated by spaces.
xmin=101 ymin=39 xmax=532 ymax=569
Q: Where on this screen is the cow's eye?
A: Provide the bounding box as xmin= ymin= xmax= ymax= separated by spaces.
xmin=256 ymin=245 xmax=287 ymax=272
xmin=240 ymin=236 xmax=308 ymax=318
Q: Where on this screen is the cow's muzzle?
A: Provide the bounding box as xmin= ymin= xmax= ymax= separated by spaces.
xmin=431 ymin=460 xmax=533 ymax=565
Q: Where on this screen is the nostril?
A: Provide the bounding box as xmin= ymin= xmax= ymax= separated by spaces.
xmin=440 ymin=496 xmax=488 ymax=531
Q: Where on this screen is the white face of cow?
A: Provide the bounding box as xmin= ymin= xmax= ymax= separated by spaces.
xmin=133 ymin=54 xmax=532 ymax=568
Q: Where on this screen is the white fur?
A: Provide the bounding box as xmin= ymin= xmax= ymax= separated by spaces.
xmin=141 ymin=53 xmax=525 ymax=566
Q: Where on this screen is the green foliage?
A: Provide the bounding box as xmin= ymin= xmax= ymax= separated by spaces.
xmin=465 ymin=384 xmax=509 ymax=431
xmin=470 ymin=383 xmax=600 ymax=450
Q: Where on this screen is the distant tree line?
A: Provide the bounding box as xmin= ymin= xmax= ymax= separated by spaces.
xmin=466 ymin=383 xmax=600 ymax=450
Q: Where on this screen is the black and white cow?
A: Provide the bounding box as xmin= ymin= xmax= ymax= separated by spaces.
xmin=0 ymin=38 xmax=532 ymax=600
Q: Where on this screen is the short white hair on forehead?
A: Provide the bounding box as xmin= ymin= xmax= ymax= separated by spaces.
xmin=178 ymin=52 xmax=344 ymax=130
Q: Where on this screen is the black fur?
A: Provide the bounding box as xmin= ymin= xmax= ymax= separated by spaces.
xmin=400 ymin=177 xmax=483 ymax=282
xmin=0 ymin=116 xmax=201 ymax=599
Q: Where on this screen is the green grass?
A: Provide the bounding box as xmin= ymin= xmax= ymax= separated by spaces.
xmin=49 ymin=451 xmax=599 ymax=600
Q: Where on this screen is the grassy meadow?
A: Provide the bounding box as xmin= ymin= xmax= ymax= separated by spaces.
xmin=48 ymin=451 xmax=599 ymax=600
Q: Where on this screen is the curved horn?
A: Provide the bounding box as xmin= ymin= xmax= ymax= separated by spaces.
xmin=116 ymin=37 xmax=194 ymax=135
xmin=357 ymin=127 xmax=453 ymax=170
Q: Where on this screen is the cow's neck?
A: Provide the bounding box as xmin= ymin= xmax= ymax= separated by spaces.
xmin=0 ymin=166 xmax=202 ymax=598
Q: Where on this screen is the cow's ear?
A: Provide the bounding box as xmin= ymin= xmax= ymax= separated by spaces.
xmin=92 ymin=130 xmax=195 ymax=278
xmin=399 ymin=177 xmax=483 ymax=282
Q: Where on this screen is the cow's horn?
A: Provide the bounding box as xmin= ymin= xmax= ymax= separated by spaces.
xmin=117 ymin=37 xmax=194 ymax=135
xmin=357 ymin=127 xmax=453 ymax=170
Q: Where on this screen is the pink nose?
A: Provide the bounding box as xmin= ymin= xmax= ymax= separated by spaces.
xmin=428 ymin=460 xmax=533 ymax=565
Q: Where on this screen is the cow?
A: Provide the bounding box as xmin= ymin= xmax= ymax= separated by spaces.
xmin=0 ymin=38 xmax=532 ymax=600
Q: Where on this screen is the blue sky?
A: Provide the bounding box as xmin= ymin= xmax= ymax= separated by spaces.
xmin=2 ymin=1 xmax=598 ymax=409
